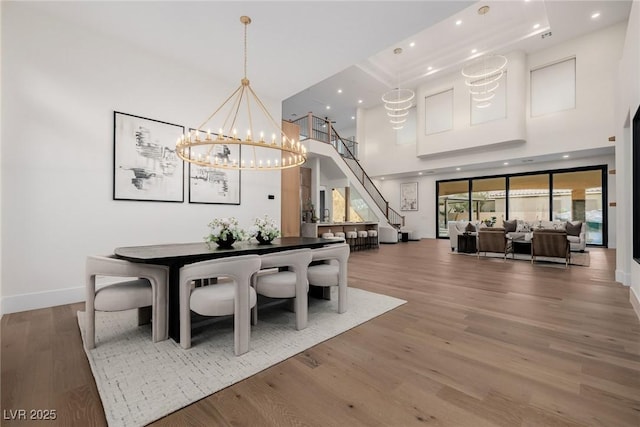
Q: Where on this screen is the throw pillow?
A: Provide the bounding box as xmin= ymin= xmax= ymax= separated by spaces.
xmin=465 ymin=222 xmax=476 ymax=233
xmin=503 ymin=219 xmax=517 ymax=233
xmin=565 ymin=221 xmax=582 ymax=236
xmin=515 ymin=220 xmax=531 ymax=233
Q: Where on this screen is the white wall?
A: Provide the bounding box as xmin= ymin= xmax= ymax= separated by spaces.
xmin=360 ymin=23 xmax=626 ymax=178
xmin=615 ymin=1 xmax=640 ymax=316
xmin=1 ymin=4 xmax=282 ymax=313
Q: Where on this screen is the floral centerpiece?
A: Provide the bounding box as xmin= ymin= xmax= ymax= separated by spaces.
xmin=205 ymin=217 xmax=246 ymax=249
xmin=249 ymin=215 xmax=281 ymax=244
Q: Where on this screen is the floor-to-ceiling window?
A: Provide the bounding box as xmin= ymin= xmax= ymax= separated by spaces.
xmin=436 ymin=165 xmax=607 ymax=246
xmin=437 ymin=180 xmax=469 ymax=237
xmin=508 ymin=174 xmax=550 ymax=222
xmin=471 ymin=177 xmax=506 ymax=226
xmin=552 ymin=169 xmax=604 ymax=244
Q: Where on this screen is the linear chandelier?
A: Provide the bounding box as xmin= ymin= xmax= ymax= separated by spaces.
xmin=461 ymin=5 xmax=507 ymax=109
xmin=381 ymin=48 xmax=414 ymax=130
xmin=176 ymin=16 xmax=307 ymax=171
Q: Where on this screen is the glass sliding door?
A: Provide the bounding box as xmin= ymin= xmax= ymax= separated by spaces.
xmin=508 ymin=174 xmax=550 ymax=222
xmin=552 ymin=169 xmax=603 ymax=244
xmin=471 ymin=177 xmax=506 ymax=227
xmin=437 ymin=180 xmax=469 ymax=237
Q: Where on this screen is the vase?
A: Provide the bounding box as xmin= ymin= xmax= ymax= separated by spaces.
xmin=255 ymin=232 xmax=273 ymax=245
xmin=216 ymin=236 xmax=236 ymax=249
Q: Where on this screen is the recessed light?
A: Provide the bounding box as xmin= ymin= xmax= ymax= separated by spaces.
xmin=427 ymin=66 xmax=433 ymax=71
xmin=471 ymin=48 xmax=477 ymax=54
xmin=326 ymin=105 xmax=330 ymax=110
xmin=533 ymin=23 xmax=540 ymax=29
xmin=503 ymin=162 xmax=509 ymax=165
xmin=456 ymin=19 xmax=462 ymax=26
xmin=418 ymin=172 xmax=423 ymax=176
xmin=337 ymin=89 xmax=342 ymax=94
xmin=351 ymin=116 xmax=355 ymax=120
xmin=563 ymin=154 xmax=570 ymax=158
xmin=358 ymin=99 xmax=363 ymax=104
xmin=381 ymin=177 xmax=385 ymax=180
xmin=409 ymin=42 xmax=416 ymax=47
xmin=456 ymin=167 xmax=461 ymax=171
xmin=591 ymin=12 xmax=601 ymax=19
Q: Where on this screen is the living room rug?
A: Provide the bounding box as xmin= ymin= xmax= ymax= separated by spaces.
xmin=452 ymin=250 xmax=590 ymax=266
xmin=77 ymin=287 xmax=405 ymax=427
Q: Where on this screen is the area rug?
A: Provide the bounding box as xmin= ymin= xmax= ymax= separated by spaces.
xmin=452 ymin=250 xmax=590 ymax=266
xmin=77 ymin=287 xmax=406 ymax=427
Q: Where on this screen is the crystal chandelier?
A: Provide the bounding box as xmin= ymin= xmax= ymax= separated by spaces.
xmin=176 ymin=16 xmax=307 ymax=170
xmin=461 ymin=5 xmax=507 ymax=109
xmin=381 ymin=48 xmax=415 ymax=130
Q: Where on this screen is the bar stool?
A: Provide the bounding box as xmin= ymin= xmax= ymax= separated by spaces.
xmin=357 ymin=230 xmax=368 ymax=251
xmin=367 ymin=229 xmax=378 ymax=249
xmin=346 ymin=230 xmax=358 ymax=250
xmin=334 ymin=231 xmax=346 ymax=242
xmin=321 ymin=229 xmax=334 ymax=239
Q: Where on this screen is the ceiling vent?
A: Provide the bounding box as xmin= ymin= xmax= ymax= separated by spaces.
xmin=541 ymin=31 xmax=553 ymax=39
xmin=521 ymin=159 xmax=534 ymax=163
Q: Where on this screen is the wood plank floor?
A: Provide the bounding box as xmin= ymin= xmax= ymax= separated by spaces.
xmin=2 ymin=239 xmax=639 ymax=426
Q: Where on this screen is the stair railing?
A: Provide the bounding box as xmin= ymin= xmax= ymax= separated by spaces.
xmin=291 ymin=113 xmax=404 ymax=228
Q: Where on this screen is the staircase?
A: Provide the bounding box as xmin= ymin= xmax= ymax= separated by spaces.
xmin=291 ymin=113 xmax=404 ymax=229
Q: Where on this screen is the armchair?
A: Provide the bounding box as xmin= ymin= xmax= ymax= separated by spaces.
xmin=532 ymin=229 xmax=570 ymax=266
xmin=477 ymin=227 xmax=508 ymax=259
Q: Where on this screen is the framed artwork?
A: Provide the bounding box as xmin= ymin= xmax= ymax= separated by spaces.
xmin=188 ymin=129 xmax=241 ymax=205
xmin=400 ymin=182 xmax=418 ymax=211
xmin=113 ymin=111 xmax=184 ymax=202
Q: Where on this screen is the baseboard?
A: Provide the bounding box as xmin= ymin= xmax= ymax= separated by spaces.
xmin=630 ymin=287 xmax=640 ymax=323
xmin=1 ymin=286 xmax=85 ymax=315
xmin=615 ymin=269 xmax=631 ymax=286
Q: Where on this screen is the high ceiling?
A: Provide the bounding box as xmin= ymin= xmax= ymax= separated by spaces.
xmin=14 ymin=1 xmax=633 ymax=136
xmin=283 ymin=0 xmax=633 ymax=133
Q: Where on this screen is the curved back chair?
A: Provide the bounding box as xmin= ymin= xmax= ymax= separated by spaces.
xmin=252 ymin=249 xmax=312 ymax=330
xmin=477 ymin=227 xmax=508 ymax=260
xmin=179 ymin=255 xmax=261 ymax=355
xmin=307 ymin=243 xmax=350 ymax=314
xmin=532 ymin=229 xmax=570 ymax=267
xmin=85 ymin=255 xmax=169 ymax=349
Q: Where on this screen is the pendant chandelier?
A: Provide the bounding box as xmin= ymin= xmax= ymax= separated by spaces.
xmin=176 ymin=16 xmax=307 ymax=170
xmin=381 ymin=48 xmax=414 ymax=130
xmin=461 ymin=5 xmax=507 ymax=109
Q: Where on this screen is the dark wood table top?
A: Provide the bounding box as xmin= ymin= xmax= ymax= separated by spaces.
xmin=114 ymin=236 xmax=339 ymax=265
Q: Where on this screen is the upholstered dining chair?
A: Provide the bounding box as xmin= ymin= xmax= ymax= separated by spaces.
xmin=85 ymin=255 xmax=169 ymax=349
xmin=307 ymin=243 xmax=350 ymax=314
xmin=179 ymin=255 xmax=261 ymax=355
xmin=252 ymin=249 xmax=313 ymax=330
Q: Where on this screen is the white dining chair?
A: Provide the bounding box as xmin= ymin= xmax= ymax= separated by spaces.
xmin=85 ymin=255 xmax=169 ymax=349
xmin=252 ymin=249 xmax=313 ymax=330
xmin=179 ymin=255 xmax=261 ymax=355
xmin=307 ymin=243 xmax=350 ymax=313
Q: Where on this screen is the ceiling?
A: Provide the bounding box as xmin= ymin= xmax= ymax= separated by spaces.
xmin=283 ymin=0 xmax=633 ymax=134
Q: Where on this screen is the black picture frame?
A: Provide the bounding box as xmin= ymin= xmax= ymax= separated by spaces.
xmin=187 ymin=129 xmax=241 ymax=205
xmin=113 ymin=111 xmax=184 ymax=202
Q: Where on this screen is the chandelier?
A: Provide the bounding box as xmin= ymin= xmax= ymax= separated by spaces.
xmin=176 ymin=16 xmax=307 ymax=170
xmin=461 ymin=5 xmax=507 ymax=109
xmin=381 ymin=48 xmax=414 ymax=130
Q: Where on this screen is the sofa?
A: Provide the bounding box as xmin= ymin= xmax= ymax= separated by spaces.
xmin=448 ymin=219 xmax=587 ymax=252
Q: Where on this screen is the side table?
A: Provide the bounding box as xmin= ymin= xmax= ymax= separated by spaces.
xmin=458 ymin=233 xmax=477 ymax=253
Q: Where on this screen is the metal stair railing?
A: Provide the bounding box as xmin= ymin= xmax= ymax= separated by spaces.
xmin=291 ymin=113 xmax=404 ymax=228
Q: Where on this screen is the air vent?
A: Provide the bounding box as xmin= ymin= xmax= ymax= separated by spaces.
xmin=541 ymin=31 xmax=552 ymax=39
xmin=521 ymin=159 xmax=534 ymax=163
xmin=426 ymin=170 xmax=435 ymax=174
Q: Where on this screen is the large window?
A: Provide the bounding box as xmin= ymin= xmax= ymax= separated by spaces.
xmin=552 ymin=170 xmax=604 ymax=245
xmin=508 ymin=174 xmax=550 ymax=222
xmin=436 ymin=166 xmax=607 ymax=247
xmin=438 ymin=180 xmax=469 ymax=237
xmin=471 ymin=177 xmax=506 ymax=226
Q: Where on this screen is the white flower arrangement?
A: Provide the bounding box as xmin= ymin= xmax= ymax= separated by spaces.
xmin=205 ymin=217 xmax=246 ymax=248
xmin=249 ymin=215 xmax=281 ymax=242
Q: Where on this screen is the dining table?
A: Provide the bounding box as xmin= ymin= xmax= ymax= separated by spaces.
xmin=114 ymin=237 xmax=341 ymax=341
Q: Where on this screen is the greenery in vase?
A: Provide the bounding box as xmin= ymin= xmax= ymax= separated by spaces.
xmin=205 ymin=217 xmax=246 ymax=248
xmin=249 ymin=215 xmax=281 ymax=242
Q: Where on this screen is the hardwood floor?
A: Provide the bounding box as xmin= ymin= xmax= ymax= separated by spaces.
xmin=2 ymin=239 xmax=639 ymax=426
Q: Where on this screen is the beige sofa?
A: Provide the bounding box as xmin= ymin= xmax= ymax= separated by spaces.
xmin=449 ymin=219 xmax=587 ymax=252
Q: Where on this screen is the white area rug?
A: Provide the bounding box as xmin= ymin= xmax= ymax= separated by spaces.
xmin=77 ymin=287 xmax=405 ymax=427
